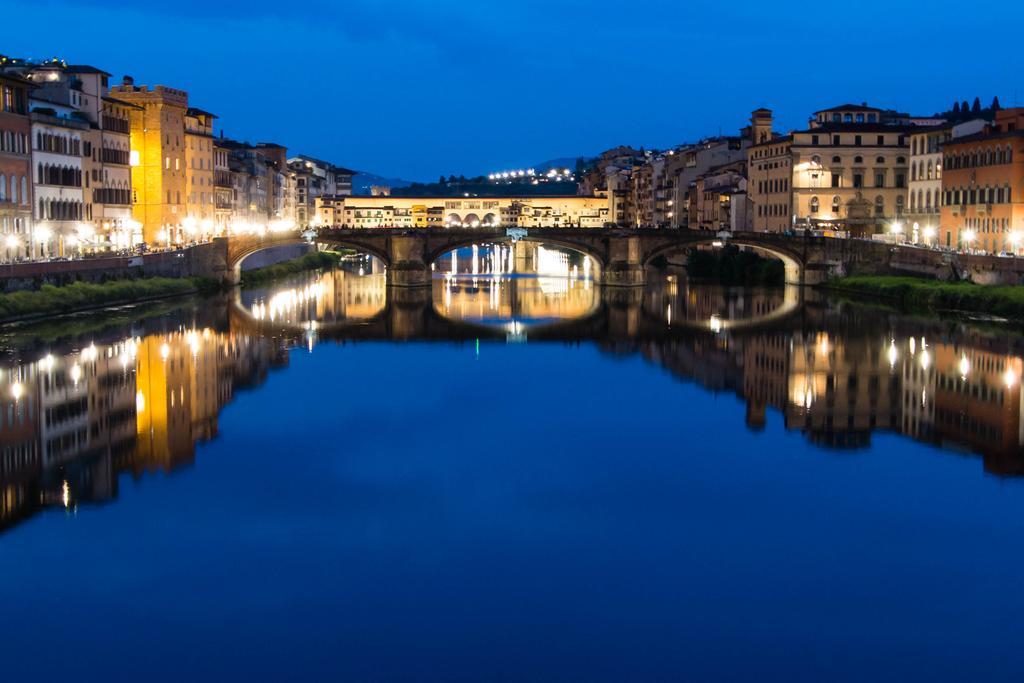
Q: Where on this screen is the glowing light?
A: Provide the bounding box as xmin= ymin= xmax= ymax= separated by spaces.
xmin=62 ymin=481 xmax=70 ymax=509
xmin=136 ymin=390 xmax=145 ymax=413
xmin=160 ymin=342 xmax=170 ymax=361
xmin=1004 ymin=367 xmax=1018 ymax=389
xmin=35 ymin=226 xmax=52 ymax=243
xmin=4 ymin=235 xmax=18 ymax=249
xmin=10 ymin=382 xmax=23 ymax=400
xmin=70 ymin=363 xmax=82 ymax=385
xmin=963 ymin=229 xmax=976 ymax=244
xmin=923 ymin=226 xmax=936 ymax=240
xmin=709 ymin=315 xmax=723 ymax=333
xmin=39 ymin=354 xmax=55 ymax=372
xmin=959 ymin=353 xmax=971 ymax=378
xmin=888 ymin=339 xmax=898 ymax=368
xmin=919 ymin=349 xmax=931 ymax=371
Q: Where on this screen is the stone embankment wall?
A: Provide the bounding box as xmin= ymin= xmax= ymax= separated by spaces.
xmin=0 ymin=238 xmax=311 ymax=292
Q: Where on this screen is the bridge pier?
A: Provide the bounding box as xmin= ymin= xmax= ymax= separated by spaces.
xmin=388 ymin=235 xmax=432 ymax=287
xmin=602 ymin=235 xmax=646 ymax=287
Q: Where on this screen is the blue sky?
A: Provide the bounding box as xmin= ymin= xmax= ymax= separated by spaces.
xmin=8 ymin=0 xmax=1023 ymax=181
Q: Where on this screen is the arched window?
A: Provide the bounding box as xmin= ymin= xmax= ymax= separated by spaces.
xmin=911 ymin=164 xmax=917 ymax=181
xmin=832 ymin=196 xmax=841 ymax=214
xmin=876 ymin=156 xmax=885 ymax=164
xmin=854 ymin=156 xmax=864 ymax=164
xmin=926 ymin=161 xmax=933 ymax=180
xmin=810 ymin=196 xmax=820 ymax=213
xmin=897 ymin=156 xmax=906 ymax=164
xmin=20 ymin=176 xmax=27 ymax=205
xmin=831 ymin=156 xmax=841 ymax=164
xmin=10 ymin=176 xmax=16 ymax=204
xmin=874 ymin=196 xmax=885 ymax=216
xmin=896 ymin=196 xmax=905 ymax=215
xmin=811 ymin=155 xmax=822 ymax=165
xmin=0 ymin=173 xmax=6 ymax=202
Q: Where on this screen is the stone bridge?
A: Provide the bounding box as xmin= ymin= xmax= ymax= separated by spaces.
xmin=310 ymin=227 xmax=830 ymax=286
xmin=217 ymin=227 xmax=1024 ymax=288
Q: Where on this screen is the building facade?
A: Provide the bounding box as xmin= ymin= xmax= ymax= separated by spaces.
xmin=941 ymin=108 xmax=1024 ymax=253
xmin=316 ymin=195 xmax=611 ymax=229
xmin=109 ymin=77 xmax=190 ymax=246
xmin=0 ymin=73 xmax=32 ymax=261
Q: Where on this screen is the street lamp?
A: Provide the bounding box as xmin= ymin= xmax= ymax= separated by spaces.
xmin=962 ymin=228 xmax=976 ymax=254
xmin=1010 ymin=232 xmax=1021 ymax=256
xmin=889 ymin=221 xmax=903 ymax=244
xmin=923 ymin=225 xmax=936 ymax=245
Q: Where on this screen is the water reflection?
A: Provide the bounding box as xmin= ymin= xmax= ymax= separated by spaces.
xmin=433 ymin=244 xmax=598 ymax=332
xmin=0 ymin=318 xmax=285 ymax=531
xmin=3 ymin=264 xmax=1024 ymax=536
xmin=240 ymin=255 xmax=387 ymax=327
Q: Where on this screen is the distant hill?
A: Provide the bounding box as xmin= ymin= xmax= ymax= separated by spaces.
xmin=353 ymin=171 xmax=414 ymax=195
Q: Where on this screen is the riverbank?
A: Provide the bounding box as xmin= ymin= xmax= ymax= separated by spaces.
xmin=824 ymin=275 xmax=1024 ymax=320
xmin=239 ymin=250 xmax=341 ymax=286
xmin=0 ymin=277 xmax=220 ymax=324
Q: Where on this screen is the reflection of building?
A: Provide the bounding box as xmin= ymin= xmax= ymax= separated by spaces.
xmin=0 ymin=324 xmax=282 ymax=533
xmin=932 ymin=344 xmax=1023 ymax=465
xmin=433 ymin=245 xmax=598 ymax=326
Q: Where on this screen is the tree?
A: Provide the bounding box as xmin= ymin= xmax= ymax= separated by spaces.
xmin=991 ymin=96 xmax=1002 ymax=111
xmin=972 ymin=97 xmax=981 ymax=113
xmin=952 ymin=102 xmax=961 ymax=114
xmin=439 ymin=175 xmax=447 ymax=185
xmin=448 ymin=174 xmax=457 ymax=184
xmin=962 ymin=100 xmax=970 ymax=113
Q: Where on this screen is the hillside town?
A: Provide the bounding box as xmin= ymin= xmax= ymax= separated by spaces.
xmin=1 ymin=54 xmax=1021 ymax=263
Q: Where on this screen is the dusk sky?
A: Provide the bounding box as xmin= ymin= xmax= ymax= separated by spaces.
xmin=9 ymin=0 xmax=1023 ymax=181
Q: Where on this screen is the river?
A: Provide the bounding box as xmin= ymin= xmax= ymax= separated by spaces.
xmin=1 ymin=244 xmax=1023 ymax=681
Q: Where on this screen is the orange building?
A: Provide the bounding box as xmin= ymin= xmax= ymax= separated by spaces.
xmin=940 ymin=108 xmax=1024 ymax=253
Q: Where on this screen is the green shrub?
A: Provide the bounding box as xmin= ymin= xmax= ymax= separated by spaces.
xmin=240 ymin=250 xmax=341 ymax=286
xmin=0 ymin=277 xmax=208 ymax=321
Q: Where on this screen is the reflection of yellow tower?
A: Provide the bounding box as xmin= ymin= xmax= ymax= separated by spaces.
xmin=134 ymin=335 xmax=194 ymax=469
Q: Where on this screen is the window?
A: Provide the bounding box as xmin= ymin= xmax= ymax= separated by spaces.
xmin=831 ymin=174 xmax=841 ymax=188
xmin=853 ymin=174 xmax=863 ymax=188
xmin=832 ymin=196 xmax=841 ymax=213
xmin=876 ymin=156 xmax=885 ymax=164
xmin=874 ymin=196 xmax=885 ymax=216
xmin=832 ymin=156 xmax=841 ymax=164
xmin=877 ymin=135 xmax=885 ymax=145
xmin=812 ymin=135 xmax=819 ymax=145
xmin=810 ymin=196 xmax=820 ymax=213
xmin=854 ymin=156 xmax=864 ymax=164
xmin=875 ymin=172 xmax=885 ymax=187
xmin=855 ymin=135 xmax=862 ymax=146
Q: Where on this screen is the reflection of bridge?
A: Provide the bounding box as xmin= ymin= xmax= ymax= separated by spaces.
xmin=228 ymin=283 xmax=805 ymax=342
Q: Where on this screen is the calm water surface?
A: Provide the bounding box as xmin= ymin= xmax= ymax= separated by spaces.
xmin=1 ymin=246 xmax=1023 ymax=681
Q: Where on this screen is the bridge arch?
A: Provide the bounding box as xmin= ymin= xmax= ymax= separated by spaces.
xmin=642 ymin=237 xmax=805 ymax=284
xmin=425 ymin=235 xmax=608 ymax=274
